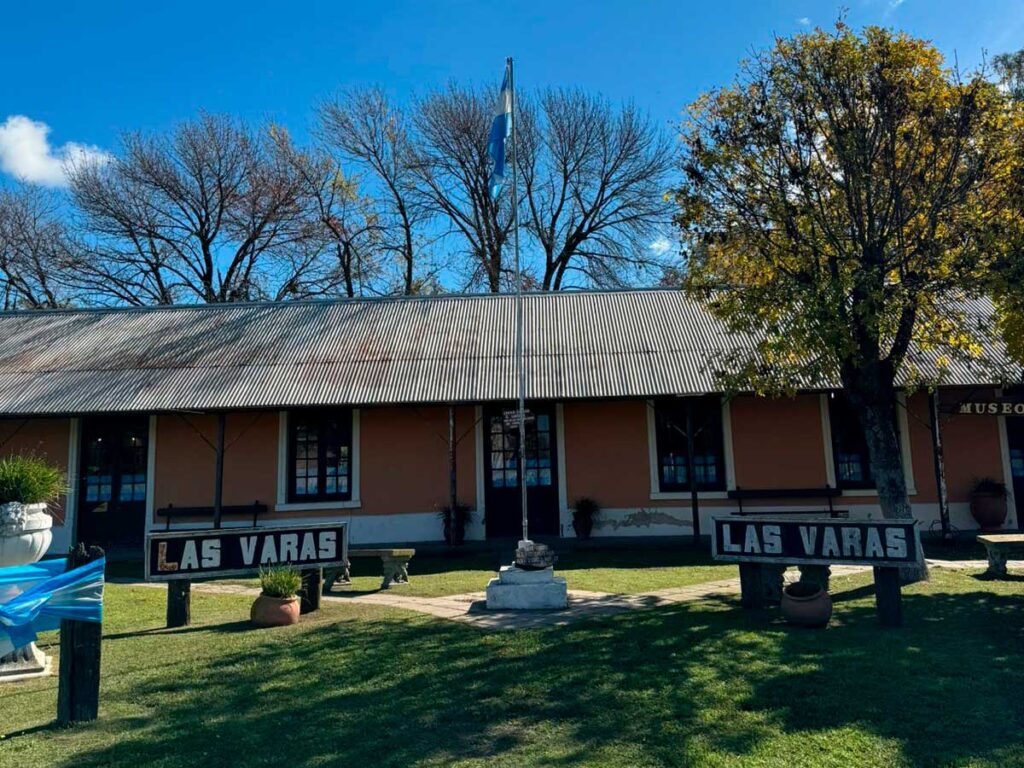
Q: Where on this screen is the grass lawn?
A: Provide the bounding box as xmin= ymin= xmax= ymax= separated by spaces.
xmin=211 ymin=545 xmax=739 ymax=597
xmin=2 ymin=567 xmax=1023 ymax=767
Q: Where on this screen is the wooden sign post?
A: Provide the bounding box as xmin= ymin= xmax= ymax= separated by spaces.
xmin=712 ymin=516 xmax=921 ymax=627
xmin=57 ymin=544 xmax=105 ymax=725
xmin=146 ymin=523 xmax=347 ymax=623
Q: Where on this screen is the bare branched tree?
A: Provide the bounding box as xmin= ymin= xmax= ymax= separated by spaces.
xmin=272 ymin=128 xmax=383 ymax=297
xmin=0 ymin=185 xmax=75 ymax=309
xmin=413 ymin=85 xmax=516 ymax=292
xmin=318 ymin=88 xmax=431 ymax=295
xmin=518 ymin=90 xmax=675 ymax=289
xmin=67 ymin=113 xmax=325 ymax=305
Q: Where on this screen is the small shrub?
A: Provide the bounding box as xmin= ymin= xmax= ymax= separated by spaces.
xmin=0 ymin=454 xmax=65 ymax=505
xmin=259 ymin=567 xmax=302 ymax=598
xmin=438 ymin=502 xmax=472 ymax=546
xmin=572 ymin=497 xmax=600 ymax=539
xmin=971 ymin=477 xmax=1007 ymax=496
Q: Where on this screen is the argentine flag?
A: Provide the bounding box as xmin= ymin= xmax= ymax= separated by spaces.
xmin=488 ymin=61 xmax=513 ymax=200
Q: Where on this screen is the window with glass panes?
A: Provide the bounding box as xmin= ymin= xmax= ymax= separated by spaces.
xmin=828 ymin=394 xmax=878 ymax=489
xmin=488 ymin=410 xmax=554 ymax=488
xmin=288 ymin=409 xmax=352 ymax=502
xmin=654 ymin=397 xmax=726 ymax=492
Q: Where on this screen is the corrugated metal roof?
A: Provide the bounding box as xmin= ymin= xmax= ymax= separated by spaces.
xmin=0 ymin=289 xmax=1012 ymax=415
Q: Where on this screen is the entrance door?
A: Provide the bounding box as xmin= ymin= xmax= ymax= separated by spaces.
xmin=483 ymin=403 xmax=559 ymax=538
xmin=1007 ymin=417 xmax=1024 ymax=525
xmin=76 ymin=416 xmax=149 ymax=552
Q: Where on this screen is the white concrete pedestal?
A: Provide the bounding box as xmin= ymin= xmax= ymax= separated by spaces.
xmin=0 ymin=643 xmax=51 ymax=682
xmin=486 ymin=565 xmax=568 ymax=610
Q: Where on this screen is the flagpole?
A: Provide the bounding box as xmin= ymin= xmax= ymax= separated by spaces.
xmin=508 ymin=56 xmax=529 ymax=544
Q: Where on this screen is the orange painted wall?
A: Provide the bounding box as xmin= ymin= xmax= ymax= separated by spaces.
xmin=359 ymin=405 xmax=477 ymax=516
xmin=564 ymin=396 xmax=832 ymax=509
xmin=901 ymin=391 xmax=1008 ymax=504
xmin=563 ymin=400 xmax=653 ymax=508
xmin=0 ymin=418 xmax=71 ymax=525
xmin=152 ymin=412 xmax=278 ymax=516
xmin=730 ymin=394 xmax=828 ymax=489
xmin=152 ymin=406 xmax=478 ymax=521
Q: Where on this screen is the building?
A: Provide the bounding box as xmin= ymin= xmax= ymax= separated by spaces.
xmin=0 ymin=289 xmax=1019 ymax=557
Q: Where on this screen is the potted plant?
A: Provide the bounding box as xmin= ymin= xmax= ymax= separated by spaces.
xmin=969 ymin=477 xmax=1008 ymax=530
xmin=438 ymin=502 xmax=471 ymax=546
xmin=572 ymin=497 xmax=600 ymax=539
xmin=781 ymin=580 xmax=833 ymax=628
xmin=251 ymin=567 xmax=302 ymax=627
xmin=0 ymin=455 xmax=63 ymax=568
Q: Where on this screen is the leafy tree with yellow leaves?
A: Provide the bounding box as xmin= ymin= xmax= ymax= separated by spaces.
xmin=674 ymin=23 xmax=1011 ymax=568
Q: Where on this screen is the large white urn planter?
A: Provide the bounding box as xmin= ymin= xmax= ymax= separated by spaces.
xmin=0 ymin=502 xmax=53 ymax=567
xmin=0 ymin=502 xmax=54 ymax=681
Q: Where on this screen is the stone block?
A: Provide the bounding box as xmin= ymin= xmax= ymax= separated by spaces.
xmin=496 ymin=565 xmax=556 ymax=585
xmin=486 ymin=577 xmax=568 ymax=610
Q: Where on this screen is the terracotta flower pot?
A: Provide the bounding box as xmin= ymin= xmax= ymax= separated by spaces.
xmin=781 ymin=582 xmax=833 ymax=628
xmin=970 ymin=491 xmax=1008 ymax=531
xmin=250 ymin=594 xmax=300 ymax=627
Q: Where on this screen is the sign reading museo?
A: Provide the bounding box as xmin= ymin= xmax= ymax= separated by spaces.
xmin=145 ymin=523 xmax=348 ymax=581
xmin=711 ymin=517 xmax=919 ymax=567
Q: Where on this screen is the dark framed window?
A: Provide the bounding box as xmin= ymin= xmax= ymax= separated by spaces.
xmin=654 ymin=396 xmax=726 ymax=492
xmin=288 ymin=409 xmax=353 ymax=503
xmin=828 ymin=394 xmax=877 ymax=490
xmin=488 ymin=409 xmax=554 ymax=489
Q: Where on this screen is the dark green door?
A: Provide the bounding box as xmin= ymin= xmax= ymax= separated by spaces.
xmin=483 ymin=403 xmax=559 ymax=538
xmin=76 ymin=415 xmax=149 ymax=551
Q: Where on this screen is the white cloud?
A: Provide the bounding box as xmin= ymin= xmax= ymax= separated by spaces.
xmin=650 ymin=236 xmax=674 ymax=256
xmin=797 ymin=17 xmax=811 ymax=26
xmin=0 ymin=115 xmax=111 ymax=187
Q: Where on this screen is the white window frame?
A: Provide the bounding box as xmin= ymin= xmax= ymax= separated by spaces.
xmin=820 ymin=392 xmax=917 ymax=497
xmin=647 ymin=397 xmax=734 ymax=500
xmin=275 ymin=409 xmax=361 ymax=512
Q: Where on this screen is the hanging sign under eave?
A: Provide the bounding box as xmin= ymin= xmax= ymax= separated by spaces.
xmin=947 ymin=399 xmax=1024 ymax=416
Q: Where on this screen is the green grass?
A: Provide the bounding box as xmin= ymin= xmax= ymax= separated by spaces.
xmin=218 ymin=546 xmax=740 ymax=598
xmin=2 ymin=568 xmax=1023 ymax=767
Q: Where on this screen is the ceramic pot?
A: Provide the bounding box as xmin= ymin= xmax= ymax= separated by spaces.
xmin=250 ymin=594 xmax=300 ymax=628
xmin=0 ymin=503 xmax=53 ymax=568
xmin=781 ymin=581 xmax=833 ymax=628
xmin=970 ymin=491 xmax=1008 ymax=530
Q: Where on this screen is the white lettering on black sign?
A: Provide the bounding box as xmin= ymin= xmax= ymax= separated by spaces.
xmin=145 ymin=523 xmax=347 ymax=581
xmin=711 ymin=517 xmax=918 ymax=567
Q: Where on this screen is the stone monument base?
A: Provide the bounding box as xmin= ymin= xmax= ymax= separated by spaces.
xmin=486 ymin=565 xmax=568 ymax=610
xmin=0 ymin=642 xmax=51 ymax=683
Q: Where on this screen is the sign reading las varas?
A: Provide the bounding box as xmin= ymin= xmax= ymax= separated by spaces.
xmin=714 ymin=518 xmax=916 ymax=565
xmin=146 ymin=523 xmax=348 ymax=581
xmin=711 ymin=516 xmax=921 ymax=627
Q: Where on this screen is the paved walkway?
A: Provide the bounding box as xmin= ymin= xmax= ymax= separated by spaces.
xmin=113 ymin=559 xmax=1017 ymax=632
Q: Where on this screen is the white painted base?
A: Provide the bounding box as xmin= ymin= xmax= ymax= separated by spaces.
xmin=0 ymin=643 xmax=51 ymax=683
xmin=486 ymin=565 xmax=568 ymax=610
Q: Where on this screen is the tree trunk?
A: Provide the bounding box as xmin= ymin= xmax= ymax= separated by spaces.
xmin=846 ymin=371 xmax=928 ymax=582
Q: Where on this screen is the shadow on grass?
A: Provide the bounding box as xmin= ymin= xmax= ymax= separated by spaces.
xmin=103 ymin=619 xmax=253 ymax=641
xmin=33 ymin=575 xmax=1024 ymax=768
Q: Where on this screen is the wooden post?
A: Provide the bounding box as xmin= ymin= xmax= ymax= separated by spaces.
xmin=738 ymin=563 xmax=765 ymax=609
xmin=213 ymin=411 xmax=226 ymax=530
xmin=166 ymin=580 xmax=191 ymax=628
xmin=685 ymin=399 xmax=701 ymax=543
xmin=873 ymin=567 xmax=903 ymax=627
xmin=300 ymin=568 xmax=322 ymax=614
xmin=928 ymin=392 xmax=952 ymax=540
xmin=448 ymin=405 xmax=458 ymax=513
xmin=57 ymin=544 xmax=104 ymax=726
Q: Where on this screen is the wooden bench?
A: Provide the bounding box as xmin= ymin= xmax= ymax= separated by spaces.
xmin=728 ymin=487 xmax=848 ymax=518
xmin=323 ymin=548 xmax=416 ymax=592
xmin=977 ymin=534 xmax=1024 ymax=577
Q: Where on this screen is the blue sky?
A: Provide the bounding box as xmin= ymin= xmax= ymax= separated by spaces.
xmin=1 ymin=0 xmax=1023 ymax=186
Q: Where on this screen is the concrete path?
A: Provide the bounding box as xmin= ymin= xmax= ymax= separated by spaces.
xmin=111 ymin=559 xmax=1018 ymax=633
xmin=344 ymin=579 xmax=743 ymax=631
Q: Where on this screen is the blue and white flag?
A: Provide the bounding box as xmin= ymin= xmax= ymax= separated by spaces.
xmin=0 ymin=557 xmax=105 ymax=655
xmin=487 ymin=61 xmax=513 ymax=200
